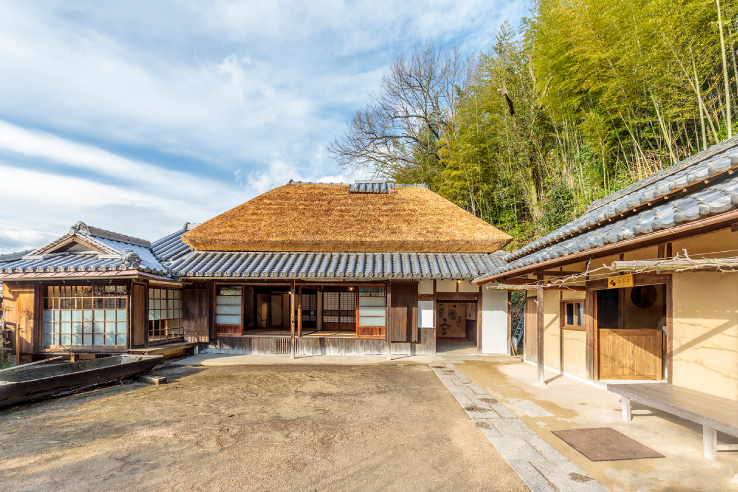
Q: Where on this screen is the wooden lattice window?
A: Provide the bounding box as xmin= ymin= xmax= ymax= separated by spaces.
xmin=322 ymin=290 xmax=356 ymax=328
xmin=301 ymin=293 xmax=317 ymax=322
xmin=42 ymin=284 xmax=127 ymax=347
xmin=148 ymin=288 xmax=184 ymax=342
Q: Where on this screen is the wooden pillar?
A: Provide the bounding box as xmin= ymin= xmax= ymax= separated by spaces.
xmin=297 ymin=286 xmax=303 ymax=338
xmin=290 ymin=281 xmax=295 ymax=359
xmin=622 ymin=397 xmax=632 ymax=421
xmin=703 ymin=426 xmax=718 ymax=460
xmin=506 ymin=290 xmax=512 ymax=355
xmin=386 ymin=280 xmax=392 ymax=360
xmin=666 ymin=275 xmax=673 ymax=383
xmin=585 ymin=287 xmax=596 ymax=380
xmin=536 ymin=285 xmax=545 ymax=384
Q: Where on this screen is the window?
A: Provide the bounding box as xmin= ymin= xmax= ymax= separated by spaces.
xmin=357 ymin=287 xmax=386 ymax=327
xmin=322 ymin=290 xmax=359 ymax=330
xmin=563 ymin=301 xmax=584 ymax=330
xmin=215 ymin=285 xmax=242 ymax=331
xmin=42 ymin=284 xmax=127 ymax=347
xmin=301 ymin=293 xmax=317 ymax=322
xmin=148 ymin=288 xmax=184 ymax=342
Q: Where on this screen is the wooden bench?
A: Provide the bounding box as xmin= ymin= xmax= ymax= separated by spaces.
xmin=608 ymin=383 xmax=738 ymax=460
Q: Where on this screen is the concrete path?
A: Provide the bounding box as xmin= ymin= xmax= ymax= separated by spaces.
xmin=430 ymin=362 xmax=609 ymax=492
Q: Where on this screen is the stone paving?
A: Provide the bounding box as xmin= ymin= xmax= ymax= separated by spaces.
xmin=430 ymin=362 xmax=609 ymax=492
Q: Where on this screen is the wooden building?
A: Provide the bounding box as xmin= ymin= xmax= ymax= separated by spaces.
xmin=474 ymin=137 xmax=738 ymax=403
xmin=0 ymin=181 xmax=513 ymax=360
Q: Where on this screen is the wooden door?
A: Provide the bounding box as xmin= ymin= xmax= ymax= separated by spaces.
xmin=184 ymin=288 xmax=209 ymax=343
xmin=3 ymin=282 xmax=36 ymax=355
xmin=389 ymin=282 xmax=417 ymax=343
xmin=524 ymin=296 xmax=537 ymax=363
xmin=599 ymin=329 xmax=663 ymax=380
xmin=132 ymin=283 xmax=146 ymax=347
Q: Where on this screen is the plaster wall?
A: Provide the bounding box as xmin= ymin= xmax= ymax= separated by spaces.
xmin=436 ymin=279 xmax=457 ymax=292
xmin=418 ymin=279 xmax=433 ymax=295
xmin=672 ymin=228 xmax=735 ymax=258
xmin=481 ymin=288 xmax=508 ymax=354
xmin=562 ymin=330 xmax=588 ymax=378
xmin=672 ymin=271 xmax=738 ymax=401
xmin=459 ymin=280 xmax=479 ymax=293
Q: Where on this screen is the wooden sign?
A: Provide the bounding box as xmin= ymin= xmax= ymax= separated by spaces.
xmin=607 ymin=274 xmax=634 ymax=289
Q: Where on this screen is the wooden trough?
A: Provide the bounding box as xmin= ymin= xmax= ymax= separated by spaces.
xmin=0 ymin=355 xmax=162 ymax=408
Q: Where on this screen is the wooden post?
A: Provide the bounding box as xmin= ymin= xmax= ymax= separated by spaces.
xmin=622 ymin=397 xmax=632 ymax=421
xmin=386 ymin=281 xmax=392 ymax=360
xmin=666 ymin=275 xmax=673 ymax=384
xmin=297 ymin=286 xmax=303 ymax=338
xmin=537 ymin=285 xmax=545 ymax=384
xmin=15 ymin=324 xmax=20 ymax=366
xmin=290 ymin=281 xmax=295 ymax=359
xmin=585 ymin=287 xmax=596 ymax=380
xmin=506 ymin=290 xmax=512 ymax=355
xmin=703 ymin=426 xmax=717 ymax=460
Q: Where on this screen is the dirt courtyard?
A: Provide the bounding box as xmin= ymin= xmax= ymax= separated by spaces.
xmin=0 ymin=363 xmax=526 ymax=491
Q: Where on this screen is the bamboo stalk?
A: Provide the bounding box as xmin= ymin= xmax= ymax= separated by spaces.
xmin=611 ymin=258 xmax=738 ymax=272
xmin=717 ymin=0 xmax=732 ymax=137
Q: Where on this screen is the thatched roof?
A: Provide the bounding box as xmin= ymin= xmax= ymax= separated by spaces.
xmin=182 ymin=182 xmax=512 ymax=253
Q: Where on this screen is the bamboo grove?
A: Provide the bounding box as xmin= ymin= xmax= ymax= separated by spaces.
xmin=330 ymin=0 xmax=738 ymax=249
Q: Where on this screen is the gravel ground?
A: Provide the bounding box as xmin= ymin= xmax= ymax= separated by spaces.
xmin=0 ymin=364 xmax=527 ymax=492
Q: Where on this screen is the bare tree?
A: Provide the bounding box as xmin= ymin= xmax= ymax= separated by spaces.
xmin=329 ymin=41 xmax=467 ymax=181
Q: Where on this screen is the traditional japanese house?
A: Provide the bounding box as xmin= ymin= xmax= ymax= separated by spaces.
xmin=0 ymin=222 xmax=193 ymax=362
xmin=474 ymin=137 xmax=738 ymax=402
xmin=0 ymin=180 xmax=514 ymax=360
xmin=166 ymin=181 xmax=512 ymax=356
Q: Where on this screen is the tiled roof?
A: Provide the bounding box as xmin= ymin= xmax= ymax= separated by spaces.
xmin=475 ymin=137 xmax=738 ymax=282
xmin=507 ymin=137 xmax=738 ymax=263
xmin=169 ymin=250 xmax=508 ymax=279
xmin=0 ymin=222 xmax=168 ymax=277
xmin=151 ymin=223 xmax=196 ymax=261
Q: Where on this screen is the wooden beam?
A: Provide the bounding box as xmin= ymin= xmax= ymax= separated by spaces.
xmin=487 ymin=283 xmax=586 ymax=291
xmin=496 ymin=277 xmax=536 ymax=285
xmin=535 ymin=270 xmax=586 ymax=277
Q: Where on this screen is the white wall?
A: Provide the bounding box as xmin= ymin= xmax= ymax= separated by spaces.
xmin=418 ymin=279 xmax=434 ymax=295
xmin=418 ymin=301 xmax=434 ymax=328
xmin=481 ymin=288 xmax=508 ymax=354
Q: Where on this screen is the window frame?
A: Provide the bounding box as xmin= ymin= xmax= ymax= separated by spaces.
xmin=42 ymin=283 xmax=129 ymax=348
xmin=147 ymin=287 xmax=184 ymax=343
xmin=561 ymin=300 xmax=585 ymax=331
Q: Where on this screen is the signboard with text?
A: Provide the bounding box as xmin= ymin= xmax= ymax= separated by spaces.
xmin=607 ymin=274 xmax=634 ymax=289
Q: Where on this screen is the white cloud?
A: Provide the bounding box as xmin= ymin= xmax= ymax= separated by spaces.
xmin=0 ymin=0 xmax=526 ymax=250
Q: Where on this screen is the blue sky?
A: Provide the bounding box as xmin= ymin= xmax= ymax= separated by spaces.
xmin=0 ymin=0 xmax=526 ymax=252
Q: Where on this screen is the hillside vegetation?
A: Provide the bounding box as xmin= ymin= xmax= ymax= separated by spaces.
xmin=331 ymin=0 xmax=738 ymax=250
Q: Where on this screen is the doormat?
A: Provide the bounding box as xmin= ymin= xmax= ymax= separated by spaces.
xmin=552 ymin=427 xmax=664 ymax=461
